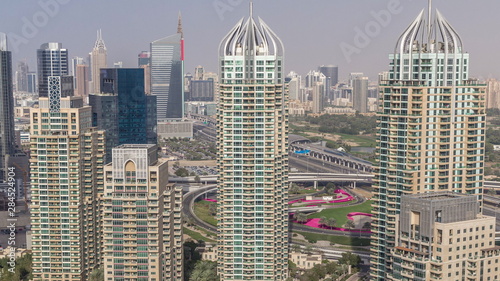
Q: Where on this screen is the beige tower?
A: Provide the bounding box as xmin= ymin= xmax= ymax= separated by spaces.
xmin=217 ymin=4 xmax=289 ymax=280
xmin=29 ymin=77 xmax=105 ymax=280
xmin=371 ymin=5 xmax=488 ymax=280
xmin=102 ymin=144 xmax=183 ymax=280
xmin=90 ymin=29 xmax=107 ymax=94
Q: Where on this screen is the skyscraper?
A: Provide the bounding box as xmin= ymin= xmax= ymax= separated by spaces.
xmin=16 ymin=60 xmax=29 ymax=92
xmin=37 ymin=42 xmax=68 ymax=97
xmin=371 ymin=4 xmax=487 ymax=280
xmin=217 ymin=4 xmax=289 ymax=280
xmin=90 ymin=68 xmax=157 ymax=163
xmin=74 ymin=64 xmax=89 ymax=100
xmin=90 ymin=29 xmax=107 ymax=94
xmin=318 ymin=65 xmax=338 ymax=87
xmin=30 ymin=87 xmax=105 ymax=280
xmin=0 ymin=33 xmax=16 ymax=182
xmin=352 ymin=76 xmax=368 ymax=113
xmin=150 ymin=13 xmax=184 ymax=120
xmin=102 ymin=144 xmax=184 ymax=280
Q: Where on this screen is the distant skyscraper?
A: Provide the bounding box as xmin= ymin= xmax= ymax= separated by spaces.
xmin=318 ymin=65 xmax=338 ymax=86
xmin=217 ymin=4 xmax=289 ymax=280
xmin=27 ymin=72 xmax=37 ymax=93
xmin=90 ymin=29 xmax=107 ymax=94
xmin=74 ymin=64 xmax=89 ymax=100
xmin=102 ymin=144 xmax=184 ymax=280
xmin=16 ymin=60 xmax=29 ymax=92
xmin=90 ymin=68 xmax=157 ymax=163
xmin=348 ymin=72 xmax=364 ymax=87
xmin=194 ymin=65 xmax=204 ymax=80
xmin=70 ymin=56 xmax=84 ymax=77
xmin=286 ymin=71 xmax=301 ymax=101
xmin=189 ymin=80 xmax=214 ymax=101
xmin=371 ymin=4 xmax=488 ymax=280
xmin=138 ymin=51 xmax=151 ymax=94
xmin=37 ymin=42 xmax=69 ymax=97
xmin=0 ymin=33 xmax=16 ymax=182
xmin=312 ymin=82 xmax=324 ymax=114
xmin=150 ymin=13 xmax=184 ymax=120
xmin=30 ymin=87 xmax=104 ymax=280
xmin=352 ymin=76 xmax=368 ymax=113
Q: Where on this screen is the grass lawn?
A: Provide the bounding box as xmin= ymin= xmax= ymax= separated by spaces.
xmin=193 ymin=201 xmax=217 ymax=227
xmin=183 ymin=227 xmax=216 ymax=243
xmin=295 ymin=231 xmax=370 ymax=246
xmin=307 ymin=200 xmax=372 ymax=228
xmin=337 ymin=133 xmax=377 ymax=147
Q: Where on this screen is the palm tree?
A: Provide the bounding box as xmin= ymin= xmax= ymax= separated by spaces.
xmin=344 ymin=220 xmax=355 ymax=230
xmin=326 ymin=218 xmax=337 ymax=229
xmin=294 ymin=212 xmax=308 ymax=224
xmin=319 ymin=216 xmax=328 ymax=227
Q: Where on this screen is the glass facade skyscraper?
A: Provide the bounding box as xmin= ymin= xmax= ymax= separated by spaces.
xmin=150 ymin=28 xmax=184 ymax=121
xmin=371 ymin=5 xmax=487 ymax=280
xmin=0 ymin=33 xmax=15 ymax=182
xmin=90 ymin=68 xmax=157 ymax=163
xmin=217 ymin=5 xmax=289 ymax=280
xmin=37 ymin=42 xmax=69 ymax=97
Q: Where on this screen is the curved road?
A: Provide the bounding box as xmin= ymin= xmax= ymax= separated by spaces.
xmin=183 ymin=185 xmax=371 ymax=238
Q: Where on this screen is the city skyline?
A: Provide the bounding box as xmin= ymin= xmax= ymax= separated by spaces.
xmin=1 ymin=0 xmax=499 ymax=82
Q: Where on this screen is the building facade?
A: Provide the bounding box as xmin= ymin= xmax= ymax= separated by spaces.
xmin=90 ymin=68 xmax=157 ymax=163
xmin=393 ymin=192 xmax=500 ymax=281
xmin=29 ymin=92 xmax=105 ymax=280
xmin=37 ymin=42 xmax=68 ymax=97
xmin=352 ymin=76 xmax=368 ymax=113
xmin=102 ymin=144 xmax=183 ymax=280
xmin=217 ymin=5 xmax=289 ymax=280
xmin=150 ymin=15 xmax=184 ymax=121
xmin=0 ymin=33 xmax=16 ymax=182
xmin=90 ymin=30 xmax=107 ymax=94
xmin=371 ymin=6 xmax=487 ymax=280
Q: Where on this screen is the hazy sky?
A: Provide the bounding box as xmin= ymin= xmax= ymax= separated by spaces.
xmin=2 ymin=0 xmax=499 ymax=81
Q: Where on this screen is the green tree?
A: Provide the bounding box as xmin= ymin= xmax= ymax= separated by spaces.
xmin=294 ymin=212 xmax=308 ymax=224
xmin=289 ymin=183 xmax=300 ymax=194
xmin=325 ymin=218 xmax=337 ymax=229
xmin=344 ymin=220 xmax=355 ymax=230
xmin=362 ymin=221 xmax=371 ymax=229
xmin=189 ymin=261 xmax=219 ymax=281
xmin=194 ymin=175 xmax=201 ymax=183
xmin=0 ymin=253 xmax=33 ymax=281
xmin=338 ymin=252 xmax=361 ymax=268
xmin=175 ymin=167 xmax=190 ymax=177
xmin=88 ymin=266 xmax=104 ymax=281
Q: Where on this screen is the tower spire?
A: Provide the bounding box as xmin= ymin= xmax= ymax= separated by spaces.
xmin=250 ymin=1 xmax=253 ymax=18
xmin=177 ymin=11 xmax=183 ymax=38
xmin=428 ymin=0 xmax=432 ymax=42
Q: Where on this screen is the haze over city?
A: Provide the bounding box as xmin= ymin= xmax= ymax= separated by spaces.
xmin=2 ymin=0 xmax=500 ymax=80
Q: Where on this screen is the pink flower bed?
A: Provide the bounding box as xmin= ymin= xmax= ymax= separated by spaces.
xmin=347 ymin=212 xmax=372 ymax=221
xmin=293 ymin=218 xmax=370 ymax=233
xmin=203 ymin=199 xmax=217 ymax=203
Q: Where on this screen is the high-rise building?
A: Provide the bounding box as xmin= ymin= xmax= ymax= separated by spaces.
xmin=217 ymin=4 xmax=289 ymax=280
xmin=89 ymin=68 xmax=157 ymax=163
xmin=311 ymin=82 xmax=324 ymax=114
xmin=348 ymin=72 xmax=364 ymax=87
xmin=352 ymin=76 xmax=368 ymax=113
xmin=318 ymin=65 xmax=338 ymax=87
xmin=37 ymin=42 xmax=69 ymax=97
xmin=70 ymin=56 xmax=84 ymax=77
xmin=371 ymin=5 xmax=487 ymax=280
xmin=189 ymin=80 xmax=214 ymax=101
xmin=138 ymin=51 xmax=151 ymax=94
xmin=150 ymin=13 xmax=184 ymax=120
xmin=102 ymin=144 xmax=184 ymax=280
xmin=30 ymin=88 xmax=105 ymax=280
xmin=286 ymin=71 xmax=301 ymax=101
xmin=194 ymin=65 xmax=204 ymax=80
xmin=27 ymin=72 xmax=37 ymax=94
xmin=74 ymin=64 xmax=89 ymax=100
xmin=0 ymin=33 xmax=16 ymax=182
xmin=90 ymin=29 xmax=107 ymax=94
xmin=392 ymin=192 xmax=500 ymax=280
xmin=16 ymin=60 xmax=29 ymax=93
xmin=486 ymin=78 xmax=500 ymax=109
